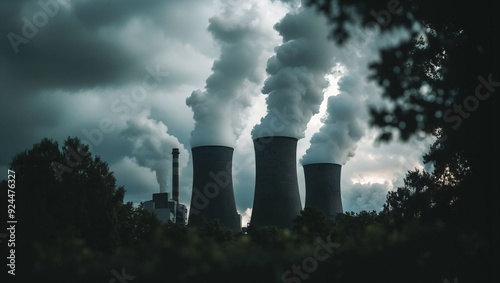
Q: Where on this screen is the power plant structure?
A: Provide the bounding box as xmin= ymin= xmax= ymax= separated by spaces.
xmin=144 ymin=148 xmax=187 ymax=225
xmin=187 ymin=146 xmax=241 ymax=232
xmin=172 ymin=148 xmax=187 ymax=224
xmin=303 ymin=163 xmax=343 ymax=221
xmin=250 ymin=136 xmax=302 ymax=229
xmin=172 ymin=148 xmax=180 ymax=203
xmin=141 ymin=143 xmax=345 ymax=231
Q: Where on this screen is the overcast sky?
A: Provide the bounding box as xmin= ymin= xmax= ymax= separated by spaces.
xmin=1 ymin=0 xmax=433 ymax=225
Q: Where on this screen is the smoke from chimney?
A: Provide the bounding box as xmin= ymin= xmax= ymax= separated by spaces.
xmin=251 ymin=5 xmax=336 ymax=140
xmin=121 ymin=111 xmax=188 ymax=193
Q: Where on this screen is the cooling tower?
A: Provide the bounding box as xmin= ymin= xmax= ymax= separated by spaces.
xmin=251 ymin=136 xmax=302 ymax=228
xmin=303 ymin=163 xmax=343 ymax=221
xmin=188 ymin=146 xmax=241 ymax=232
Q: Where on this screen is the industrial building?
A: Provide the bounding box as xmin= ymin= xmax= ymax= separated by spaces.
xmin=143 ymin=148 xmax=188 ymax=225
xmin=144 ymin=192 xmax=183 ymax=223
xmin=143 ymin=141 xmax=344 ymax=231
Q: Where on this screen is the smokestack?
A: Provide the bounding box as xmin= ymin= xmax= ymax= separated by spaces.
xmin=251 ymin=136 xmax=302 ymax=228
xmin=188 ymin=146 xmax=240 ymax=232
xmin=172 ymin=148 xmax=180 ymax=203
xmin=303 ymin=163 xmax=343 ymax=221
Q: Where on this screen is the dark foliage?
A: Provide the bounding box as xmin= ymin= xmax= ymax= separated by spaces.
xmin=305 ymin=0 xmax=498 ymax=281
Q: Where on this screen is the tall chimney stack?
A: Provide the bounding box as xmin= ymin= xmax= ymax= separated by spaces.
xmin=303 ymin=163 xmax=343 ymax=221
xmin=188 ymin=146 xmax=240 ymax=232
xmin=172 ymin=148 xmax=180 ymax=203
xmin=251 ymin=136 xmax=302 ymax=229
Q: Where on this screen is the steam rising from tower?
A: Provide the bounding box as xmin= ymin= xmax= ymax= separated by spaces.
xmin=250 ymin=3 xmax=335 ymax=228
xmin=186 ymin=4 xmax=272 ymax=148
xmin=300 ymin=87 xmax=366 ymax=165
xmin=299 ymin=26 xmax=406 ymax=216
xmin=185 ymin=2 xmax=282 ymax=231
xmin=251 ymin=5 xmax=336 ymax=140
xmin=301 ymin=26 xmax=389 ymax=166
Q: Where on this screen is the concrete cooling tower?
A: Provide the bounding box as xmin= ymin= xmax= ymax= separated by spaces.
xmin=250 ymin=136 xmax=302 ymax=229
xmin=303 ymin=163 xmax=343 ymax=221
xmin=188 ymin=146 xmax=241 ymax=232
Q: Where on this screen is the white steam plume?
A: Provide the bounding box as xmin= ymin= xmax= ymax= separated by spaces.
xmin=301 ymin=25 xmax=405 ymax=165
xmin=251 ymin=3 xmax=336 ymax=139
xmin=121 ymin=111 xmax=189 ymax=193
xmin=186 ymin=2 xmax=274 ymax=148
xmin=301 ymin=66 xmax=369 ymax=165
xmin=342 ymin=182 xmax=388 ymax=212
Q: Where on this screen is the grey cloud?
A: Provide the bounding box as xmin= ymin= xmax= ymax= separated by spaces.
xmin=0 ymin=0 xmax=216 ymax=96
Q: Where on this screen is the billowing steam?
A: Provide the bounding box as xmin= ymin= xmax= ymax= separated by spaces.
xmin=301 ymin=26 xmax=389 ymax=165
xmin=121 ymin=111 xmax=188 ymax=193
xmin=251 ymin=4 xmax=336 ymax=139
xmin=342 ymin=182 xmax=388 ymax=212
xmin=186 ymin=3 xmax=273 ymax=148
xmin=300 ymin=68 xmax=368 ymax=165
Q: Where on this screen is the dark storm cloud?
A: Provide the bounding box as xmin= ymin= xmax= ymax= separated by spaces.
xmin=1 ymin=2 xmax=139 ymax=95
xmin=0 ymin=0 xmax=212 ymax=165
xmin=70 ymin=0 xmax=167 ymax=29
xmin=1 ymin=0 xmax=215 ymax=96
xmin=73 ymin=0 xmax=214 ymax=50
xmin=0 ymin=92 xmax=67 ymax=164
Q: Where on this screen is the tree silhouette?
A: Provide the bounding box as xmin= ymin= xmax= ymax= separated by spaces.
xmin=1 ymin=137 xmax=157 ymax=253
xmin=305 ymin=0 xmax=498 ymax=281
xmin=293 ymin=206 xmax=333 ymax=239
